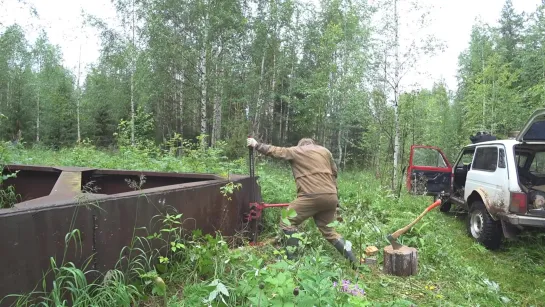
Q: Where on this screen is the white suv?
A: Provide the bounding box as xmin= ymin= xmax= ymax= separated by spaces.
xmin=407 ymin=109 xmax=545 ymax=250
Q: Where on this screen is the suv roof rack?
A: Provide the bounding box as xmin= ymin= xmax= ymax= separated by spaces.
xmin=469 ymin=131 xmax=497 ymax=144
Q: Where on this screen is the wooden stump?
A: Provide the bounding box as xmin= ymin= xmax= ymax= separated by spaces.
xmin=383 ymin=245 xmax=418 ymax=276
xmin=365 ymin=245 xmax=379 ymax=256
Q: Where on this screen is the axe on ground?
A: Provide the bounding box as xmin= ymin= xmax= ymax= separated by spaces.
xmin=386 ymin=198 xmax=442 ymax=250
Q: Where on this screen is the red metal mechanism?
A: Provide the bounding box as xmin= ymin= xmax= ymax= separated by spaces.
xmin=246 ymin=135 xmax=290 ymax=245
xmin=245 ymin=202 xmax=290 ymax=222
xmin=244 ymin=202 xmax=290 ymax=246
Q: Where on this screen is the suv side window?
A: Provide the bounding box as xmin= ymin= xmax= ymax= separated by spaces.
xmin=498 ymin=148 xmax=506 ymax=168
xmin=473 ymin=146 xmax=498 ymax=172
xmin=516 ymin=153 xmax=528 ymax=168
xmin=530 ymin=152 xmax=545 ymax=174
xmin=413 ymin=147 xmax=447 ymax=168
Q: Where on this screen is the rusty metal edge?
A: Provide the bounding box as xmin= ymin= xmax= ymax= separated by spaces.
xmin=90 ymin=168 xmax=223 ymax=180
xmin=3 ymin=164 xmax=224 ymax=180
xmin=2 ymin=164 xmax=63 ymax=173
xmin=0 ymin=177 xmax=250 ymax=215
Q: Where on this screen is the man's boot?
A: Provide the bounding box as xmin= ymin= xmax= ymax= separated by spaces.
xmin=332 ymin=237 xmax=358 ymax=264
xmin=283 ymin=229 xmax=300 ymax=260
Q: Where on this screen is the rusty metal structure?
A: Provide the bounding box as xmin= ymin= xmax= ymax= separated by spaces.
xmin=0 ymin=164 xmax=261 ymax=305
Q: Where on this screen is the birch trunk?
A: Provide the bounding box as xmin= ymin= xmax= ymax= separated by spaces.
xmin=481 ymin=42 xmax=486 ymax=130
xmin=270 ymin=52 xmax=276 ymax=144
xmin=36 ymin=54 xmax=41 ymax=143
xmin=36 ymin=94 xmax=40 ymax=142
xmin=130 ymin=0 xmax=136 ymax=146
xmin=343 ymin=135 xmax=347 ymax=169
xmin=254 ymin=52 xmax=266 ymax=136
xmin=200 ymin=48 xmax=207 ymax=141
xmin=200 ymin=6 xmax=209 ymax=146
xmin=284 ymin=61 xmax=293 ymax=144
xmin=76 ymin=44 xmax=82 ymax=143
xmin=392 ymin=0 xmax=400 ymax=190
xmin=337 ymin=128 xmax=342 ymax=166
xmin=176 ymin=71 xmax=184 ymax=135
xmin=194 ymin=62 xmax=199 ymax=133
xmin=130 ymin=70 xmax=135 ymax=145
xmin=284 ymin=101 xmax=289 ymax=143
xmin=279 ymin=87 xmax=283 ymax=143
xmin=211 ymin=63 xmax=223 ymax=147
xmin=327 ymin=70 xmax=332 ymax=146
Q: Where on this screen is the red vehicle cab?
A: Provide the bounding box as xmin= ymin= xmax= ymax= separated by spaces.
xmin=406 ymin=145 xmax=452 ymax=197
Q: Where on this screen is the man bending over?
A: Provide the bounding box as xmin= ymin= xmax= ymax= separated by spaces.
xmin=247 ymin=137 xmax=357 ymax=264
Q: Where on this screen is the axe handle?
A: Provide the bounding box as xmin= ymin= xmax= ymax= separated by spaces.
xmin=391 ymin=199 xmax=442 ymax=239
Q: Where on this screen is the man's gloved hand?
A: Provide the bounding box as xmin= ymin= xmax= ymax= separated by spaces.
xmin=247 ymin=137 xmax=258 ymax=148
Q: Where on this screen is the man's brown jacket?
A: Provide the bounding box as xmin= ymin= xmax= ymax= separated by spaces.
xmin=255 ymin=143 xmax=338 ymax=197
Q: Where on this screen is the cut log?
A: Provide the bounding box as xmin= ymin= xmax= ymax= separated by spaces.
xmin=363 ymin=257 xmax=377 ymax=266
xmin=383 ymin=245 xmax=418 ymax=276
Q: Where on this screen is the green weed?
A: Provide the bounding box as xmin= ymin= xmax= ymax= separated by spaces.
xmin=0 ymin=165 xmax=20 ymax=208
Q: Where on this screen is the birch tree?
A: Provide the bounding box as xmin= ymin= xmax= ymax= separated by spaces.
xmin=371 ymin=0 xmax=444 ymax=190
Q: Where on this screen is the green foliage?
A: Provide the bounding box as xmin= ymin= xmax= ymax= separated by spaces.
xmin=0 ymin=141 xmax=19 ymax=207
xmin=220 ymin=181 xmax=241 ymax=201
xmin=281 ymin=207 xmax=297 ymax=226
xmin=139 ymin=270 xmax=167 ymax=297
xmin=455 ymin=2 xmax=545 ymax=143
xmin=202 ymin=279 xmax=230 ymax=306
xmin=114 ymin=105 xmax=155 ymax=150
xmin=41 ymin=71 xmax=78 ymax=148
xmin=0 ymin=168 xmax=19 ymax=208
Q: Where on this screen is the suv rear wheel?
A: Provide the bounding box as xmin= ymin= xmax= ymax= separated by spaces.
xmin=467 ymin=200 xmax=502 ymax=250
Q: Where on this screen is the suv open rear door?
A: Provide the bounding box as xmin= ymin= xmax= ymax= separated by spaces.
xmin=407 ymin=145 xmax=452 ymax=196
xmin=516 ymin=108 xmax=545 ymax=143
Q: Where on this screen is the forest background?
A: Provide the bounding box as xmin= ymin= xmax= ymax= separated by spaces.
xmin=1 ymin=0 xmax=544 ymax=190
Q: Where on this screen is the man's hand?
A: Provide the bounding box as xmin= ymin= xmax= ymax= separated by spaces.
xmin=247 ymin=137 xmax=258 ymax=148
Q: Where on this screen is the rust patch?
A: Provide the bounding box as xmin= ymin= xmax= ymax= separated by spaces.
xmin=475 ymin=187 xmax=508 ymax=219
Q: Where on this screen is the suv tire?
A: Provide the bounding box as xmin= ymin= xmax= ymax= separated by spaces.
xmin=467 ymin=200 xmax=502 ymax=250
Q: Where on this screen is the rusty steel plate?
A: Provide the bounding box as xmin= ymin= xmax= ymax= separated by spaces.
xmin=0 ymin=164 xmax=261 ymax=305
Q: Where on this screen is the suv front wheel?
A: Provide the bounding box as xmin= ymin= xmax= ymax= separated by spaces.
xmin=467 ymin=200 xmax=502 ymax=250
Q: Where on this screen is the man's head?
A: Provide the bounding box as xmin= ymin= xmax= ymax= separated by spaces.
xmin=297 ymin=138 xmax=315 ymax=146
